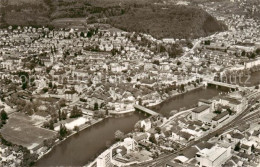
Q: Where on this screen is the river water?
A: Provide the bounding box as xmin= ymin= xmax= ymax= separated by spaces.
xmin=35 ymin=70 xmax=260 ymax=166
xmin=35 ymin=86 xmax=227 ymax=166
xmin=151 ymin=86 xmax=228 ymax=116
xmin=36 ymin=113 xmax=146 ymax=166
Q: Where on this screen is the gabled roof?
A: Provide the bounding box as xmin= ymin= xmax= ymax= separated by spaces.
xmin=232 ymin=132 xmax=244 ymax=139
xmin=241 ymin=144 xmax=250 ymax=150
xmin=179 ymin=131 xmax=193 ymax=141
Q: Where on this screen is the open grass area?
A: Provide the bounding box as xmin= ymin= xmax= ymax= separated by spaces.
xmin=0 ymin=112 xmax=57 ymax=151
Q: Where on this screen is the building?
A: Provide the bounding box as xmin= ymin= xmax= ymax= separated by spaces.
xmin=191 ymin=105 xmax=210 ymax=121
xmin=140 ymin=119 xmax=152 ymax=131
xmin=218 ymin=91 xmax=247 ymax=113
xmin=122 ymin=138 xmax=138 ymax=153
xmin=212 ymin=111 xmax=229 ymax=126
xmin=97 ymin=149 xmax=113 ymax=167
xmin=196 ymin=145 xmax=231 ymax=167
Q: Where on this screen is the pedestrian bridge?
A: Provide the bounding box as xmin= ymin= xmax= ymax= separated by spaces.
xmin=133 ymin=104 xmax=160 ymax=116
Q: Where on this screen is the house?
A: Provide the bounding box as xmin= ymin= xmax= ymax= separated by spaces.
xmin=240 ymin=144 xmax=252 ymax=155
xmin=64 ymin=89 xmax=78 ymax=101
xmin=140 ymin=119 xmax=152 ymax=131
xmin=178 ymin=131 xmax=194 ymax=142
xmin=133 ymin=133 xmax=149 ymax=143
xmin=249 ymin=130 xmax=260 ymax=144
xmin=230 ymin=132 xmax=245 ymax=143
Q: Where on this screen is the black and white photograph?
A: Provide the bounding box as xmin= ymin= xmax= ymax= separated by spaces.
xmin=0 ymin=0 xmax=260 ymax=166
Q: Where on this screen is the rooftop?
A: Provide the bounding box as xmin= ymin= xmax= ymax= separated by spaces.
xmin=192 ymin=105 xmax=210 ymax=113
xmin=197 ymin=146 xmax=227 ymax=162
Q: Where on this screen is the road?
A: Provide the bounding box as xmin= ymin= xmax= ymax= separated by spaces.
xmin=181 ymin=40 xmax=201 ymax=58
xmin=136 ymin=96 xmax=260 ymax=167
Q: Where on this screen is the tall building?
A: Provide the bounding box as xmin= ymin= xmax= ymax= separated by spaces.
xmin=96 ymin=149 xmax=113 ymax=167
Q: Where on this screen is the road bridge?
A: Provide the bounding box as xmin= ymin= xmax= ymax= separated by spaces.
xmin=133 ymin=104 xmax=160 ymax=116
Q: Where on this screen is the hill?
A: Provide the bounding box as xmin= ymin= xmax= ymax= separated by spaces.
xmin=108 ymin=5 xmax=227 ymax=39
xmin=0 ymin=0 xmax=227 ymax=39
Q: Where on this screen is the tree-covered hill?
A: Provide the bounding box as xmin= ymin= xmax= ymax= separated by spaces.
xmin=0 ymin=0 xmax=227 ymax=39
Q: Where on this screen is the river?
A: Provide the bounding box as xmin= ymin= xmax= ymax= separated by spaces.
xmin=35 ymin=86 xmax=226 ymax=166
xmin=35 ymin=113 xmax=146 ymax=166
xmin=151 ymin=86 xmax=228 ymax=116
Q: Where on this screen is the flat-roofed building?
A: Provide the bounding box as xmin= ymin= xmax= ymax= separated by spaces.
xmin=196 ymin=145 xmax=231 ymax=167
xmin=191 ymin=105 xmax=210 ymax=121
xmin=97 ymin=149 xmax=113 ymax=167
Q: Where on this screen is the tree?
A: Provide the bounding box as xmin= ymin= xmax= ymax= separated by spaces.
xmin=234 ymin=141 xmax=241 ymax=151
xmin=1 ymin=110 xmax=8 ymax=122
xmin=74 ymin=126 xmax=80 ymax=133
xmin=111 ymin=49 xmax=118 ymax=56
xmin=256 ymin=48 xmax=260 ymax=55
xmin=48 ymin=82 xmax=53 ymax=88
xmin=42 ymin=87 xmax=48 ymax=93
xmin=22 ymin=82 xmax=27 ymax=90
xmin=58 ymin=109 xmax=61 ymax=121
xmin=180 ymin=84 xmax=185 ymax=92
xmin=87 ymin=30 xmax=94 ymax=38
xmin=227 ymin=108 xmax=233 ymax=115
xmin=94 ymin=102 xmax=99 ymax=110
xmin=149 ymin=133 xmax=157 ymax=144
xmin=241 ymin=50 xmax=246 ymax=57
xmin=155 ymin=127 xmax=161 ymax=134
xmin=80 ymin=32 xmax=85 ymax=37
xmin=204 ymin=40 xmax=211 ymax=45
xmin=126 ymin=77 xmax=132 ymax=82
xmin=59 ymin=124 xmax=68 ymax=139
xmin=49 ymin=121 xmax=54 ymax=130
xmin=70 ymin=106 xmax=82 ymax=118
xmin=251 ymin=144 xmax=255 ymax=152
xmin=59 ymin=98 xmax=66 ymax=107
xmin=186 ymin=41 xmax=193 ymax=49
xmin=177 ymin=61 xmax=182 ymax=66
xmin=61 ymin=111 xmax=67 ymax=120
xmin=93 ymin=110 xmax=105 ymax=118
xmin=138 ymin=98 xmax=143 ymax=105
xmin=115 ymin=130 xmax=124 ymax=141
xmin=43 ymin=138 xmax=55 ymax=148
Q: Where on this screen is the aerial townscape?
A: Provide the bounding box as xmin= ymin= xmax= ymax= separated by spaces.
xmin=0 ymin=0 xmax=260 ymax=167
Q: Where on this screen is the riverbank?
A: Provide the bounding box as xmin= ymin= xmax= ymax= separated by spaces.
xmin=35 ymin=84 xmax=228 ymax=166
xmin=151 ymin=85 xmax=228 ymax=116
xmin=35 ymin=113 xmax=145 ymax=166
xmin=151 ymin=84 xmax=204 ymax=107
xmin=36 ymin=117 xmax=106 ymax=162
xmin=109 ymin=84 xmax=205 ymax=117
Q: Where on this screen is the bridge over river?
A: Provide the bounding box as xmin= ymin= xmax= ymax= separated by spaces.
xmin=133 ymin=104 xmax=160 ymax=116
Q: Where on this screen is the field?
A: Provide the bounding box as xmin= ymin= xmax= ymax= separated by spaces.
xmin=0 ymin=113 xmax=57 ymax=151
